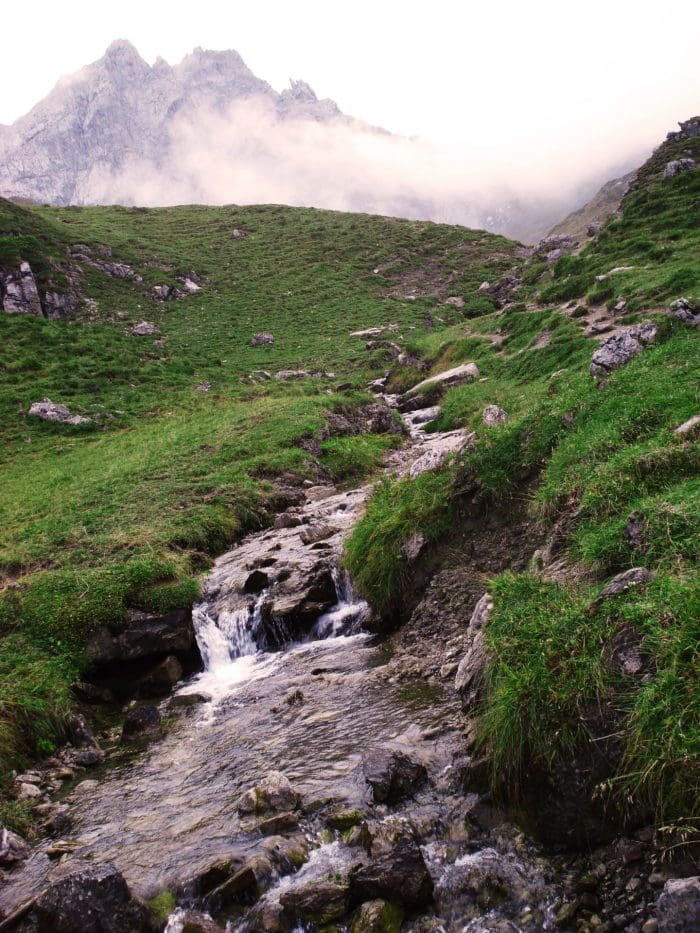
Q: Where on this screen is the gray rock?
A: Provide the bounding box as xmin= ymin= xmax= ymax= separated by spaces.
xmin=402 ymin=362 xmax=480 ymax=402
xmin=28 ymin=398 xmax=91 ymax=425
xmin=593 ymin=567 xmax=654 ymax=606
xmin=137 ymin=655 xmax=184 ymax=697
xmin=203 ymin=854 xmax=273 ymax=910
xmin=232 ymin=228 xmax=247 ymax=239
xmin=455 ymin=594 xmax=494 ymax=710
xmin=669 ymin=297 xmax=700 ymax=325
xmin=534 ymin=234 xmax=576 ymax=256
xmin=482 ymin=405 xmax=508 ymax=426
xmin=408 ymin=430 xmax=473 ymax=479
xmin=587 ymin=222 xmax=603 ymax=237
xmin=0 ymin=826 xmax=30 ymax=866
xmin=69 ymin=713 xmax=100 ymax=749
xmin=445 ymin=296 xmax=465 ymax=308
xmin=168 ymin=911 xmax=223 ymax=932
xmin=237 ymin=771 xmax=300 ymax=814
xmin=152 ymin=284 xmax=184 ymax=300
xmin=402 ymin=532 xmax=426 ymax=566
xmin=250 ymin=369 xmax=272 ymax=380
xmin=675 ymin=414 xmax=700 ymax=437
xmin=349 ymin=836 xmax=433 ymax=909
xmin=362 ymin=747 xmax=427 ymax=804
xmin=351 ymin=327 xmax=384 ymax=338
xmin=251 ymin=332 xmax=274 ymax=346
xmin=656 ymin=876 xmax=700 ymax=931
xmin=275 ymin=369 xmax=333 ymax=380
xmin=87 ymin=607 xmax=195 ymax=666
xmin=44 ymin=289 xmax=79 ymax=319
xmin=131 ymin=320 xmax=159 ymax=335
xmin=280 ymin=880 xmax=350 ymax=925
xmin=121 ymin=703 xmax=161 ymax=740
xmin=0 ymin=261 xmax=43 ymax=315
xmin=34 ymin=862 xmax=152 ymax=932
xmin=590 ymin=323 xmax=658 ymax=377
xmin=662 ymin=159 xmax=695 ymax=179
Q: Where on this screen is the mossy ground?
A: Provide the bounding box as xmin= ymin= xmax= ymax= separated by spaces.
xmin=345 ymin=137 xmax=700 ymax=827
xmin=0 ymin=199 xmax=519 ymax=774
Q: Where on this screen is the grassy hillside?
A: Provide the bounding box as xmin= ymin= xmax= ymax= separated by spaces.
xmin=0 ymin=199 xmax=521 ymax=772
xmin=346 ymin=133 xmax=700 ymax=828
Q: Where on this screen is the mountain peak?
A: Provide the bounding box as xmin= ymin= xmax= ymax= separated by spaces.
xmin=103 ymin=39 xmax=142 ymax=61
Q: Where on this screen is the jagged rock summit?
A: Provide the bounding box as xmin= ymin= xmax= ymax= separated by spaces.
xmin=0 ymin=40 xmax=345 ymax=205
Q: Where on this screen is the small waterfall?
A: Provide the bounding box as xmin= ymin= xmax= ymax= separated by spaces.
xmin=310 ymin=567 xmax=370 ymax=640
xmin=193 ymin=594 xmax=266 ymax=672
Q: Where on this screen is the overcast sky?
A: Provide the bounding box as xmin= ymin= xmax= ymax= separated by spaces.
xmin=1 ymin=0 xmax=698 ymax=166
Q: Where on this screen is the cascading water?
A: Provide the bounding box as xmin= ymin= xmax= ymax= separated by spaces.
xmin=310 ymin=567 xmax=370 ymax=640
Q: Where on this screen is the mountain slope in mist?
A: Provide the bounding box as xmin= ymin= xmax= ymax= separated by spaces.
xmin=0 ymin=41 xmax=646 ymax=242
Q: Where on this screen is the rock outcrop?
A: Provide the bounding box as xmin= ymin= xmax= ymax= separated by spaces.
xmin=590 ymin=323 xmax=658 ymax=377
xmin=28 ymin=398 xmax=91 ymax=425
xmin=0 ymin=261 xmax=42 ymax=315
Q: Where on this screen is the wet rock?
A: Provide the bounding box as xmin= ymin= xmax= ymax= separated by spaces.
xmin=455 ymin=594 xmax=493 ymax=710
xmin=300 ymin=523 xmax=338 ymax=545
xmin=69 ymin=713 xmax=99 ymax=749
xmin=0 ymin=261 xmax=43 ymax=315
xmin=34 ymin=862 xmax=153 ymax=932
xmin=593 ymin=567 xmax=654 ymax=607
xmin=203 ymin=854 xmax=274 ymax=909
xmin=675 ymin=414 xmax=700 ymax=437
xmin=132 ymin=320 xmax=159 ymax=335
xmin=349 ymin=836 xmax=433 ymax=909
xmin=169 ymin=691 xmax=209 ymax=709
xmin=274 ymin=512 xmax=302 ymax=529
xmin=72 ymin=680 xmax=114 ymax=703
xmin=138 ymin=655 xmax=184 ymax=697
xmin=121 ymin=703 xmax=162 ymax=740
xmin=71 ymin=746 xmax=106 ymax=768
xmin=662 ymin=158 xmax=695 ymax=179
xmin=362 ymin=748 xmax=427 ymax=804
xmin=655 ymin=876 xmax=700 ymax=931
xmin=326 ymin=806 xmax=368 ymax=831
xmin=590 ymin=323 xmax=658 ymax=377
xmin=250 ymin=332 xmax=274 ymax=346
xmin=256 ymin=812 xmax=300 ymax=835
xmin=170 ymin=910 xmax=224 ymax=932
xmin=280 ymin=880 xmax=350 ymax=925
xmin=482 ymin=405 xmax=508 ymax=426
xmin=28 ymin=398 xmax=91 ymax=425
xmin=87 ymin=607 xmax=195 ymax=666
xmin=0 ymin=826 xmax=30 ymax=866
xmin=351 ymin=898 xmax=403 ymax=932
xmin=237 ymin=771 xmax=300 ymax=814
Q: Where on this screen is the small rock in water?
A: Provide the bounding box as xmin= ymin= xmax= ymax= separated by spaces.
xmin=280 ymin=880 xmax=350 ymax=925
xmin=237 ymin=770 xmax=300 ymax=814
xmin=351 ymin=899 xmax=403 ymax=932
xmin=362 ymin=747 xmax=427 ymax=804
xmin=121 ymin=703 xmax=162 ymax=740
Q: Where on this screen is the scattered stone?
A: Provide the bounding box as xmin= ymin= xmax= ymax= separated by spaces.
xmin=655 ymin=876 xmax=700 ymax=931
xmin=351 ymin=899 xmax=403 ymax=932
xmin=18 ymin=782 xmax=42 ymax=800
xmin=195 ymin=381 xmax=212 ymax=393
xmin=362 ymin=747 xmax=427 ymax=804
xmin=250 ymin=370 xmax=272 ymax=381
xmin=300 ymin=523 xmax=338 ymax=546
xmin=275 ymin=369 xmax=334 ymax=380
xmin=28 ymin=398 xmax=91 ymax=425
xmin=455 ymin=594 xmax=494 ymax=710
xmin=445 ymin=296 xmax=465 ymax=308
xmin=280 ymin=880 xmax=350 ymax=925
xmin=674 ymin=414 xmax=700 ymax=437
xmin=401 ymin=533 xmax=425 ymax=566
xmin=482 ymin=405 xmax=508 ymax=426
xmin=232 ymin=228 xmax=247 ymax=239
xmin=349 ymin=836 xmax=433 ymax=909
xmin=589 ymin=323 xmax=658 ymax=377
xmin=131 ymin=320 xmax=159 ymax=336
xmin=351 ymin=327 xmax=384 ymax=338
xmin=0 ymin=261 xmax=44 ymax=315
xmin=402 ymin=362 xmax=480 ymax=402
xmin=669 ymin=297 xmax=700 ymax=325
xmin=250 ymin=332 xmax=274 ymax=346
xmin=593 ymin=567 xmax=654 ymax=607
xmin=237 ymin=771 xmax=300 ymax=815
xmin=613 ymin=299 xmax=627 ymax=313
xmin=70 ymin=246 xmax=143 ymax=282
xmin=34 ymin=862 xmax=153 ymax=932
xmin=121 ymin=704 xmax=162 ymax=740
xmin=587 ymin=223 xmax=603 ymax=237
xmin=152 ymin=284 xmax=186 ymax=301
xmin=662 ymin=158 xmax=695 ymax=179
xmin=0 ymin=826 xmax=30 ymax=866
xmin=534 ymin=234 xmax=576 ymax=256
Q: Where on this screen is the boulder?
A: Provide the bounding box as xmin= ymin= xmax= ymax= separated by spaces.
xmin=203 ymin=854 xmax=273 ymax=909
xmin=237 ymin=771 xmax=300 ymax=814
xmin=674 ymin=414 xmax=700 ymax=437
xmin=28 ymin=398 xmax=91 ymax=425
xmin=362 ymin=748 xmax=427 ymax=804
xmin=0 ymin=826 xmax=30 ymax=866
xmin=349 ymin=837 xmax=433 ymax=909
xmin=34 ymin=862 xmax=153 ymax=932
xmin=280 ymin=880 xmax=350 ymax=925
xmin=656 ymin=876 xmax=700 ymax=931
xmin=87 ymin=608 xmax=195 ymax=667
xmin=132 ymin=321 xmax=159 ymax=336
xmin=0 ymin=261 xmax=43 ymax=315
xmin=669 ymin=297 xmax=700 ymax=325
xmin=482 ymin=405 xmax=508 ymax=426
xmin=137 ymin=655 xmax=184 ymax=697
xmin=152 ymin=284 xmax=185 ymax=300
xmin=250 ymin=332 xmax=274 ymax=346
xmin=408 ymin=431 xmax=473 ymax=479
xmin=455 ymin=594 xmax=494 ymax=711
xmin=662 ymin=159 xmax=695 ymax=179
xmin=121 ymin=704 xmax=162 ymax=740
xmin=589 ymin=323 xmax=658 ymax=377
